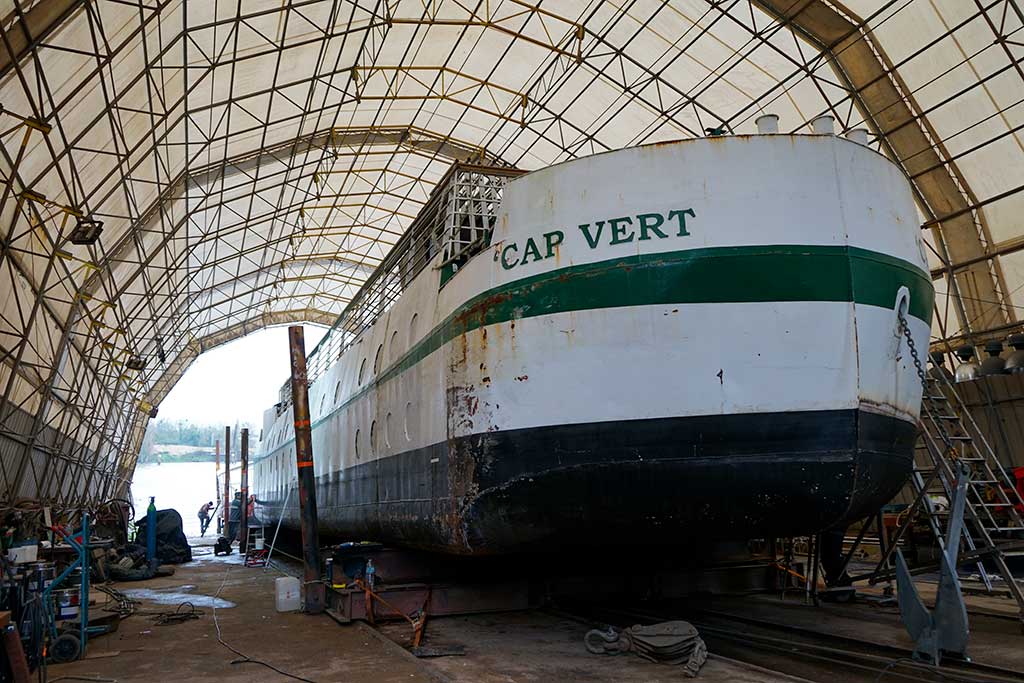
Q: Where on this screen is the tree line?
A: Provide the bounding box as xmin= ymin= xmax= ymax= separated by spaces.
xmin=138 ymin=419 xmax=258 ymax=462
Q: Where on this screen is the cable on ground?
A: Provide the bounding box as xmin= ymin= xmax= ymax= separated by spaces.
xmin=211 ymin=561 xmax=318 ymax=683
xmin=149 ymin=601 xmax=204 ymax=626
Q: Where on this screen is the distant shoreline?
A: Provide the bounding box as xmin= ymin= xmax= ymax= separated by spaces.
xmin=139 ymin=447 xmax=218 ymax=464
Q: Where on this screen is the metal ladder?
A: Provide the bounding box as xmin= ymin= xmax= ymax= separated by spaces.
xmin=903 ymin=321 xmax=1024 ymax=621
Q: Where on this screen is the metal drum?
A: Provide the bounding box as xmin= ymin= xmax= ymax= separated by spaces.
xmin=26 ymin=562 xmax=55 ymax=593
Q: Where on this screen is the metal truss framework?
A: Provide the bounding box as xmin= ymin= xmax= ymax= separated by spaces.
xmin=0 ymin=0 xmax=1022 ymax=511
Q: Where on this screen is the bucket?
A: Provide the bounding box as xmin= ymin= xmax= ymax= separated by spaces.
xmin=53 ymin=588 xmax=80 ymax=621
xmin=27 ymin=562 xmax=55 ymax=593
xmin=254 ymin=538 xmax=265 ymax=550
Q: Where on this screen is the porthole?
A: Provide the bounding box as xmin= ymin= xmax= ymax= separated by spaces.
xmin=373 ymin=344 xmax=384 ymax=374
xmin=384 ymin=412 xmax=392 ymax=448
xmin=390 ymin=330 xmax=399 ymax=360
xmin=370 ymin=420 xmax=377 ymax=455
xmin=354 ymin=429 xmax=361 ymax=460
xmin=358 ymin=357 xmax=367 ymax=385
xmin=404 ymin=402 xmax=413 ymax=441
xmin=408 ymin=313 xmax=418 ymax=347
xmin=334 ymin=381 xmax=342 ymax=404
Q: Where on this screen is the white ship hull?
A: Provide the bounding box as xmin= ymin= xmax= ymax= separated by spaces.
xmin=254 ymin=135 xmax=933 ymax=554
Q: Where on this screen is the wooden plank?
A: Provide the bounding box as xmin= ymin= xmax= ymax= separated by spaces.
xmin=0 ymin=610 xmax=9 ymax=628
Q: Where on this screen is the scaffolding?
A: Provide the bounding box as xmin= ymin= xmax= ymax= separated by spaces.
xmin=1 ymin=1 xmax=1024 ymax=511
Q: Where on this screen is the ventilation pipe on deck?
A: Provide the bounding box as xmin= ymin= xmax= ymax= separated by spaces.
xmin=755 ymin=114 xmax=779 ymax=134
xmin=846 ymin=128 xmax=869 ymax=145
xmin=811 ymin=116 xmax=834 ymax=135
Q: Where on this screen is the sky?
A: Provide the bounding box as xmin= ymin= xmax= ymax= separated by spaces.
xmin=156 ymin=324 xmax=328 ymax=430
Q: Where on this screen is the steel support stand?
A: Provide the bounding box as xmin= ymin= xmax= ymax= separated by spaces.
xmin=240 ymin=428 xmax=249 ymax=552
xmin=288 ymin=326 xmax=325 ymax=613
xmin=810 ymin=534 xmax=821 ymax=607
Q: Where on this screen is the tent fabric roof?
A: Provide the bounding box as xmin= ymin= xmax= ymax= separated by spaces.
xmin=1 ymin=0 xmax=1022 ymax=508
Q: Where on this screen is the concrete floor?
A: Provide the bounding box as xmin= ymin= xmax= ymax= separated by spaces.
xmin=48 ymin=546 xmax=807 ymax=683
xmin=49 ymin=548 xmax=430 ymax=682
xmin=45 ymin=546 xmax=1024 ymax=683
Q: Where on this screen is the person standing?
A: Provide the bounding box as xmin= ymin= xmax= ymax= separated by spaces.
xmin=198 ymin=500 xmax=213 ymax=536
xmin=228 ymin=492 xmax=242 ymax=541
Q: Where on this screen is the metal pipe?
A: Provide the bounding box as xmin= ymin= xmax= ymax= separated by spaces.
xmin=240 ymin=428 xmax=249 ymax=552
xmin=264 ymin=485 xmax=292 ymax=573
xmin=223 ymin=426 xmax=231 ymax=541
xmin=288 ymin=325 xmax=324 ymax=613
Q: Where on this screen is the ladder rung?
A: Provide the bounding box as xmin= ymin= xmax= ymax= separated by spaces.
xmin=932 ymin=414 xmax=960 ymax=420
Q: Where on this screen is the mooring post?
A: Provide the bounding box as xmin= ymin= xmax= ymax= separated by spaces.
xmin=287 ymin=326 xmax=325 ymax=613
xmin=240 ymin=428 xmax=249 ymax=552
xmin=224 ymin=426 xmax=231 ymax=541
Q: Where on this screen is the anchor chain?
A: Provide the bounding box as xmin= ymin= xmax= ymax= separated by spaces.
xmin=897 ymin=308 xmax=928 ymax=391
xmin=898 ymin=308 xmax=962 ymax=464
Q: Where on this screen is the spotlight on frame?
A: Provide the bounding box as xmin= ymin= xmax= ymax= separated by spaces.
xmin=69 ymin=217 xmax=103 ymax=245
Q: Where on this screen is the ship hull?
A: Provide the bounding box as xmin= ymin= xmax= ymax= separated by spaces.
xmin=253 ymin=135 xmax=933 ymax=556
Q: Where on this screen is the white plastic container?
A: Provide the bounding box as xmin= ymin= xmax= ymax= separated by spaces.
xmin=7 ymin=544 xmax=37 ymax=564
xmin=275 ymin=576 xmax=301 ymax=612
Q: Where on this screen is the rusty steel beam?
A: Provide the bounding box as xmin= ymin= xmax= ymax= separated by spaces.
xmin=215 ymin=439 xmax=221 ymax=533
xmin=0 ymin=0 xmax=84 ymax=80
xmin=753 ymin=0 xmax=1012 ymax=335
xmin=223 ymin=425 xmax=231 ymax=542
xmin=239 ymin=428 xmax=249 ymax=551
xmin=288 ymin=326 xmax=324 ymax=614
xmin=931 ymin=233 xmax=1024 ymax=280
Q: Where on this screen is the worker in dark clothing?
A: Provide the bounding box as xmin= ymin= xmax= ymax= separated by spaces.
xmin=198 ymin=500 xmax=214 ymax=536
xmin=227 ymin=492 xmax=243 ymax=542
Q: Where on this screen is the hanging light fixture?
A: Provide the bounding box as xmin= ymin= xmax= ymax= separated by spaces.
xmin=69 ymin=217 xmax=104 ymax=245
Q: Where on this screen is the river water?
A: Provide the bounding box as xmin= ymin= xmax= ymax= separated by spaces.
xmin=129 ymin=461 xmax=222 ymax=538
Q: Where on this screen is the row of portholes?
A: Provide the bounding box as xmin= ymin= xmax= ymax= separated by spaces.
xmin=352 ymin=402 xmax=414 ymax=460
xmin=282 ymin=313 xmax=426 ymax=445
xmin=357 ymin=313 xmax=419 ymax=386
xmin=320 ymin=313 xmax=422 ymax=422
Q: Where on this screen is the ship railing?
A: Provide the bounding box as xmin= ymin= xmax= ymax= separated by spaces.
xmin=304 ymin=162 xmax=524 ymax=385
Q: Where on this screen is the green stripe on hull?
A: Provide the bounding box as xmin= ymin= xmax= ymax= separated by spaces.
xmin=383 ymin=244 xmax=932 ymax=386
xmin=259 ymin=244 xmax=933 ymax=460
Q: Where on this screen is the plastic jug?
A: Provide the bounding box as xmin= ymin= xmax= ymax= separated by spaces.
xmin=275 ymin=576 xmax=301 ymax=612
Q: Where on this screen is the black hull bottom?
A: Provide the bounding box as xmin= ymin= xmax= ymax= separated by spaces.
xmin=262 ymin=408 xmax=915 ymax=555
